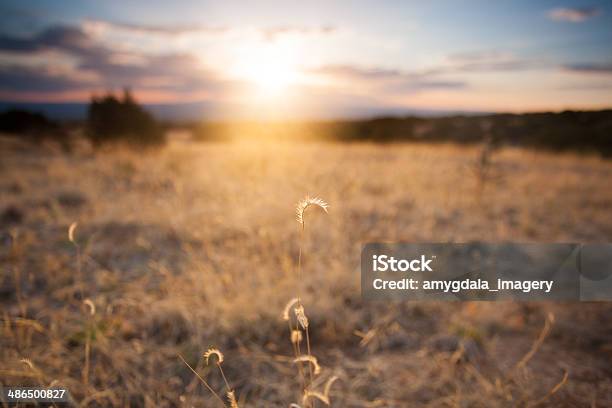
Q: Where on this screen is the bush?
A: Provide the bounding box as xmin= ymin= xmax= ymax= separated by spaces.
xmin=0 ymin=109 xmax=72 ymax=150
xmin=0 ymin=109 xmax=64 ymax=136
xmin=87 ymin=89 xmax=165 ymax=147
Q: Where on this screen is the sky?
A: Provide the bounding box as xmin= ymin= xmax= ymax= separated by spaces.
xmin=0 ymin=0 xmax=611 ymax=118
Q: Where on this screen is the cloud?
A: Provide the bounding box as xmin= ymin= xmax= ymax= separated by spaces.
xmin=0 ymin=24 xmax=233 ymax=99
xmin=547 ymin=7 xmax=601 ymax=22
xmin=311 ymin=64 xmax=467 ymax=93
xmin=558 ymin=82 xmax=612 ymax=91
xmin=446 ymin=50 xmax=539 ymax=72
xmin=385 ymin=80 xmax=466 ymax=92
xmin=0 ymin=64 xmax=93 ymax=92
xmin=0 ymin=21 xmax=341 ymax=101
xmin=311 ymin=65 xmax=403 ymax=80
xmin=311 ymin=51 xmax=538 ymax=93
xmin=563 ymin=62 xmax=612 ymax=74
xmin=0 ymin=25 xmax=94 ymax=52
xmin=260 ymin=25 xmax=336 ymax=42
xmin=83 ymin=19 xmax=228 ymax=36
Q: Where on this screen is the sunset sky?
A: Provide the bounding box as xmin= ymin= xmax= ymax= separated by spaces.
xmin=1 ymin=0 xmax=611 ymax=118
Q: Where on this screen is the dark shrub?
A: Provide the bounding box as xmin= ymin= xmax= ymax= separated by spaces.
xmin=0 ymin=109 xmax=72 ymax=150
xmin=87 ymin=89 xmax=165 ymax=147
xmin=0 ymin=107 xmax=66 ymax=134
xmin=0 ymin=109 xmax=56 ymax=134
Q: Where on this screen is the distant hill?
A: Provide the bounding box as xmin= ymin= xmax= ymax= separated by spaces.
xmin=192 ymin=110 xmax=612 ymax=156
xmin=2 ymin=101 xmax=611 ymax=156
xmin=0 ymin=101 xmax=486 ymax=121
xmin=0 ymin=102 xmax=89 ymax=120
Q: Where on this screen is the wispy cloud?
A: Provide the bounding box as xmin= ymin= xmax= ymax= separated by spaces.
xmin=547 ymin=7 xmax=601 ymax=23
xmin=260 ymin=25 xmax=336 ymax=42
xmin=83 ymin=19 xmax=228 ymax=36
xmin=308 ymin=47 xmax=554 ymax=98
xmin=311 ymin=50 xmax=538 ymax=92
xmin=0 ymin=25 xmax=95 ymax=52
xmin=311 ymin=64 xmax=467 ymax=93
xmin=563 ymin=62 xmax=612 ymax=74
xmin=0 ymin=24 xmax=233 ymax=100
xmin=311 ymin=65 xmax=404 ymax=80
xmin=446 ymin=50 xmax=539 ymax=72
xmin=0 ymin=64 xmax=93 ymax=92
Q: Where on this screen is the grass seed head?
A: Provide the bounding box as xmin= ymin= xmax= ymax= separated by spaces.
xmin=68 ymin=222 xmax=78 ymax=244
xmin=294 ymin=305 xmax=309 ymax=329
xmin=293 ymin=355 xmax=321 ymax=375
xmin=303 ymin=390 xmax=330 ymax=406
xmin=282 ymin=297 xmax=299 ymax=321
xmin=302 ymin=376 xmax=339 ymax=406
xmin=296 ymin=196 xmax=329 ymax=226
xmin=227 ymin=390 xmax=239 ymax=408
xmin=20 ymin=358 xmax=35 ymax=370
xmin=291 ymin=329 xmax=303 ymax=344
xmin=83 ymin=299 xmax=96 ymax=316
xmin=324 ymin=376 xmax=339 ymax=397
xmin=203 ymin=347 xmax=224 ymax=365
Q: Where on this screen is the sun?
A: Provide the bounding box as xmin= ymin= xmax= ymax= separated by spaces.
xmin=247 ymin=59 xmax=296 ymax=95
xmin=233 ymin=44 xmax=299 ymax=98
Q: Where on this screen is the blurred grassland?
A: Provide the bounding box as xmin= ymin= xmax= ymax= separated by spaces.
xmin=1 ymin=136 xmax=612 ymax=407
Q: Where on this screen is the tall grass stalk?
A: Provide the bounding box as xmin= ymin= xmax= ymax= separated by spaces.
xmin=284 ymin=298 xmax=306 ymax=386
xmin=202 ymin=347 xmax=239 ymax=407
xmin=68 ymin=222 xmax=83 ymax=299
xmin=82 ymin=298 xmax=95 ymax=386
xmin=293 ymin=196 xmax=329 ymax=407
xmin=178 ymin=354 xmax=225 ymax=407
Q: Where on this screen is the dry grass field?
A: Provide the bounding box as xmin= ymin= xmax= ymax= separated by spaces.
xmin=1 ymin=135 xmax=612 ymax=407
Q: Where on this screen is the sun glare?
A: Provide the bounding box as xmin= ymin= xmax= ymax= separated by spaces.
xmin=249 ymin=59 xmax=296 ymax=94
xmin=233 ymin=44 xmax=299 ymax=98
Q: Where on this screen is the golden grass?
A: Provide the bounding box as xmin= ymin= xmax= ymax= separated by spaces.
xmin=1 ymin=138 xmax=612 ymax=406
